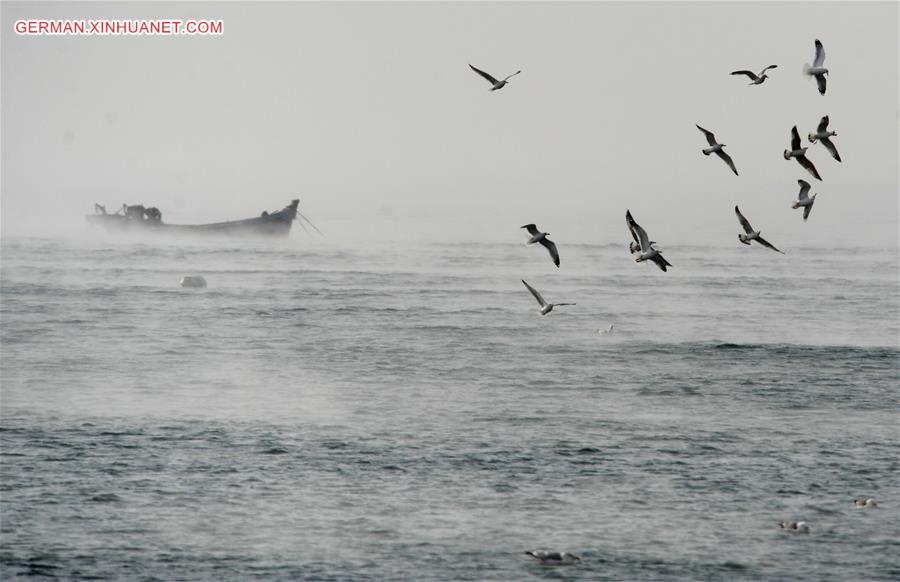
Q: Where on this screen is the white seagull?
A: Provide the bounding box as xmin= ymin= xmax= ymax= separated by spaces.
xmin=598 ymin=324 xmax=615 ymax=335
xmin=779 ymin=521 xmax=810 ymax=533
xmin=854 ymin=498 xmax=878 ymax=508
xmin=784 ymin=126 xmax=822 ymax=181
xmin=731 ymin=64 xmax=778 ymax=85
xmin=469 ymin=64 xmax=521 ymax=91
xmin=521 ymin=224 xmax=561 ymax=267
xmin=521 ymin=279 xmax=575 ymax=316
xmin=803 ymin=39 xmax=829 ymax=95
xmin=792 ymin=179 xmax=817 ymax=221
xmin=696 ymin=125 xmax=738 ymax=176
xmin=524 ymin=551 xmax=581 ymax=564
xmin=735 ymin=206 xmax=785 ymax=254
xmin=626 ymin=210 xmax=672 ymax=272
xmin=808 ymin=116 xmax=841 ymax=162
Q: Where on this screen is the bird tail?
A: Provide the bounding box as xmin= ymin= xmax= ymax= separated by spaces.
xmin=802 ymin=63 xmax=812 ymax=77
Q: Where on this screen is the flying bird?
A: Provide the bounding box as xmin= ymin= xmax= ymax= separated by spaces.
xmin=524 ymin=551 xmax=581 ymax=564
xmin=696 ymin=125 xmax=738 ymax=176
xmin=521 ymin=224 xmax=560 ymax=267
xmin=626 ymin=210 xmax=672 ymax=272
xmin=735 ymin=206 xmax=785 ymax=254
xmin=803 ymin=39 xmax=829 ymax=95
xmin=784 ymin=126 xmax=822 ymax=181
xmin=469 ymin=64 xmax=521 ymax=91
xmin=730 ymin=64 xmax=778 ymax=85
xmin=521 ymin=279 xmax=575 ymax=316
xmin=792 ymin=179 xmax=817 ymax=221
xmin=808 ymin=116 xmax=841 ymax=162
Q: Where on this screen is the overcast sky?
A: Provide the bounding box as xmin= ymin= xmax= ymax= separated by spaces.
xmin=2 ymin=2 xmax=897 ymax=246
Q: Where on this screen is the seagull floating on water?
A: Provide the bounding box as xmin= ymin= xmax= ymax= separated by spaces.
xmin=779 ymin=521 xmax=810 ymax=533
xmin=784 ymin=126 xmax=822 ymax=181
xmin=626 ymin=210 xmax=672 ymax=272
xmin=803 ymin=39 xmax=829 ymax=95
xmin=696 ymin=125 xmax=738 ymax=176
xmin=854 ymin=498 xmax=878 ymax=508
xmin=469 ymin=64 xmax=521 ymax=91
xmin=808 ymin=116 xmax=841 ymax=162
xmin=521 ymin=224 xmax=561 ymax=267
xmin=735 ymin=206 xmax=785 ymax=254
xmin=524 ymin=551 xmax=581 ymax=564
xmin=598 ymin=324 xmax=615 ymax=335
xmin=731 ymin=64 xmax=778 ymax=85
xmin=792 ymin=179 xmax=817 ymax=221
xmin=521 ymin=280 xmax=575 ymax=316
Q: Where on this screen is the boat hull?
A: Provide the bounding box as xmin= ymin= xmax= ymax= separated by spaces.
xmin=86 ymin=200 xmax=299 ymax=238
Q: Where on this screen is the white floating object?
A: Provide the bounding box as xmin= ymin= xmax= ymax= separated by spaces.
xmin=180 ymin=275 xmax=207 ymax=288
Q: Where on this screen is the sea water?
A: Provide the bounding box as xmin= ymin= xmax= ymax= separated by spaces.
xmin=1 ymin=235 xmax=898 ymax=580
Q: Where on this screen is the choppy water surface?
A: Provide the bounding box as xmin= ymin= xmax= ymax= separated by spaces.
xmin=2 ymin=235 xmax=898 ymax=580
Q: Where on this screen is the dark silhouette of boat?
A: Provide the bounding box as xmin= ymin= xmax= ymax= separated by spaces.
xmin=86 ymin=199 xmax=302 ymax=237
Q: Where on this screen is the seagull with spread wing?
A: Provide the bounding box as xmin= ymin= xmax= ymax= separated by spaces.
xmin=735 ymin=206 xmax=785 ymax=254
xmin=626 ymin=210 xmax=672 ymax=272
xmin=791 ymin=179 xmax=817 ymax=221
xmin=469 ymin=64 xmax=521 ymax=91
xmin=808 ymin=116 xmax=841 ymax=162
xmin=731 ymin=64 xmax=778 ymax=85
xmin=696 ymin=125 xmax=738 ymax=176
xmin=521 ymin=224 xmax=561 ymax=267
xmin=521 ymin=280 xmax=575 ymax=316
xmin=784 ymin=126 xmax=822 ymax=181
xmin=803 ymin=39 xmax=829 ymax=95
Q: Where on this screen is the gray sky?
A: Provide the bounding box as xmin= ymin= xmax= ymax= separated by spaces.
xmin=2 ymin=1 xmax=897 ymax=246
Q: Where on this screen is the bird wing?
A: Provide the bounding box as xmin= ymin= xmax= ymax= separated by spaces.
xmin=813 ymin=39 xmax=826 ymax=67
xmin=540 ymin=238 xmax=561 ymax=267
xmin=817 ymin=115 xmax=830 ymax=133
xmin=734 ymin=206 xmax=754 ymax=234
xmin=650 ymin=253 xmax=671 ymax=272
xmin=820 ymin=136 xmax=841 ymax=162
xmin=521 ymin=279 xmax=547 ymax=308
xmin=803 ymin=203 xmax=813 ymax=221
xmin=815 ymin=74 xmax=827 ymax=95
xmin=790 ymin=126 xmax=802 ymax=151
xmin=469 ymin=64 xmax=499 ymax=85
xmin=502 ymin=70 xmax=521 ymax=82
xmin=797 ymin=179 xmax=811 ymax=200
xmin=760 ymin=64 xmax=778 ymax=73
xmin=625 ymin=211 xmax=642 ymax=248
xmin=520 ymin=223 xmax=539 ymax=236
xmin=731 ymin=70 xmax=758 ymax=81
xmin=797 ymin=155 xmax=822 ymax=181
xmin=715 ymin=150 xmax=738 ymax=176
xmin=756 ymin=236 xmax=785 ymax=254
xmin=696 ymin=124 xmax=717 ymax=146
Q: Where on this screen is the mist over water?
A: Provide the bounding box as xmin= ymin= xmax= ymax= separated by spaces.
xmin=2 ymin=232 xmax=898 ymax=580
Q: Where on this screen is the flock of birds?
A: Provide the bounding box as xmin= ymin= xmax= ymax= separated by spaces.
xmin=473 ymin=39 xmax=877 ymax=563
xmin=469 ymin=38 xmax=844 ymax=324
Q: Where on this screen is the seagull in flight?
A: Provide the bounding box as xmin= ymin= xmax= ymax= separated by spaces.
xmin=792 ymin=179 xmax=817 ymax=221
xmin=524 ymin=551 xmax=581 ymax=564
xmin=521 ymin=224 xmax=560 ymax=267
xmin=803 ymin=39 xmax=829 ymax=95
xmin=626 ymin=210 xmax=672 ymax=272
xmin=735 ymin=206 xmax=785 ymax=254
xmin=696 ymin=125 xmax=738 ymax=176
xmin=784 ymin=126 xmax=822 ymax=181
xmin=521 ymin=280 xmax=575 ymax=316
xmin=469 ymin=64 xmax=521 ymax=91
xmin=731 ymin=64 xmax=778 ymax=85
xmin=808 ymin=116 xmax=841 ymax=162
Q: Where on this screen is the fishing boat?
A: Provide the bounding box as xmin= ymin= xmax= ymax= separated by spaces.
xmin=86 ymin=199 xmax=305 ymax=237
